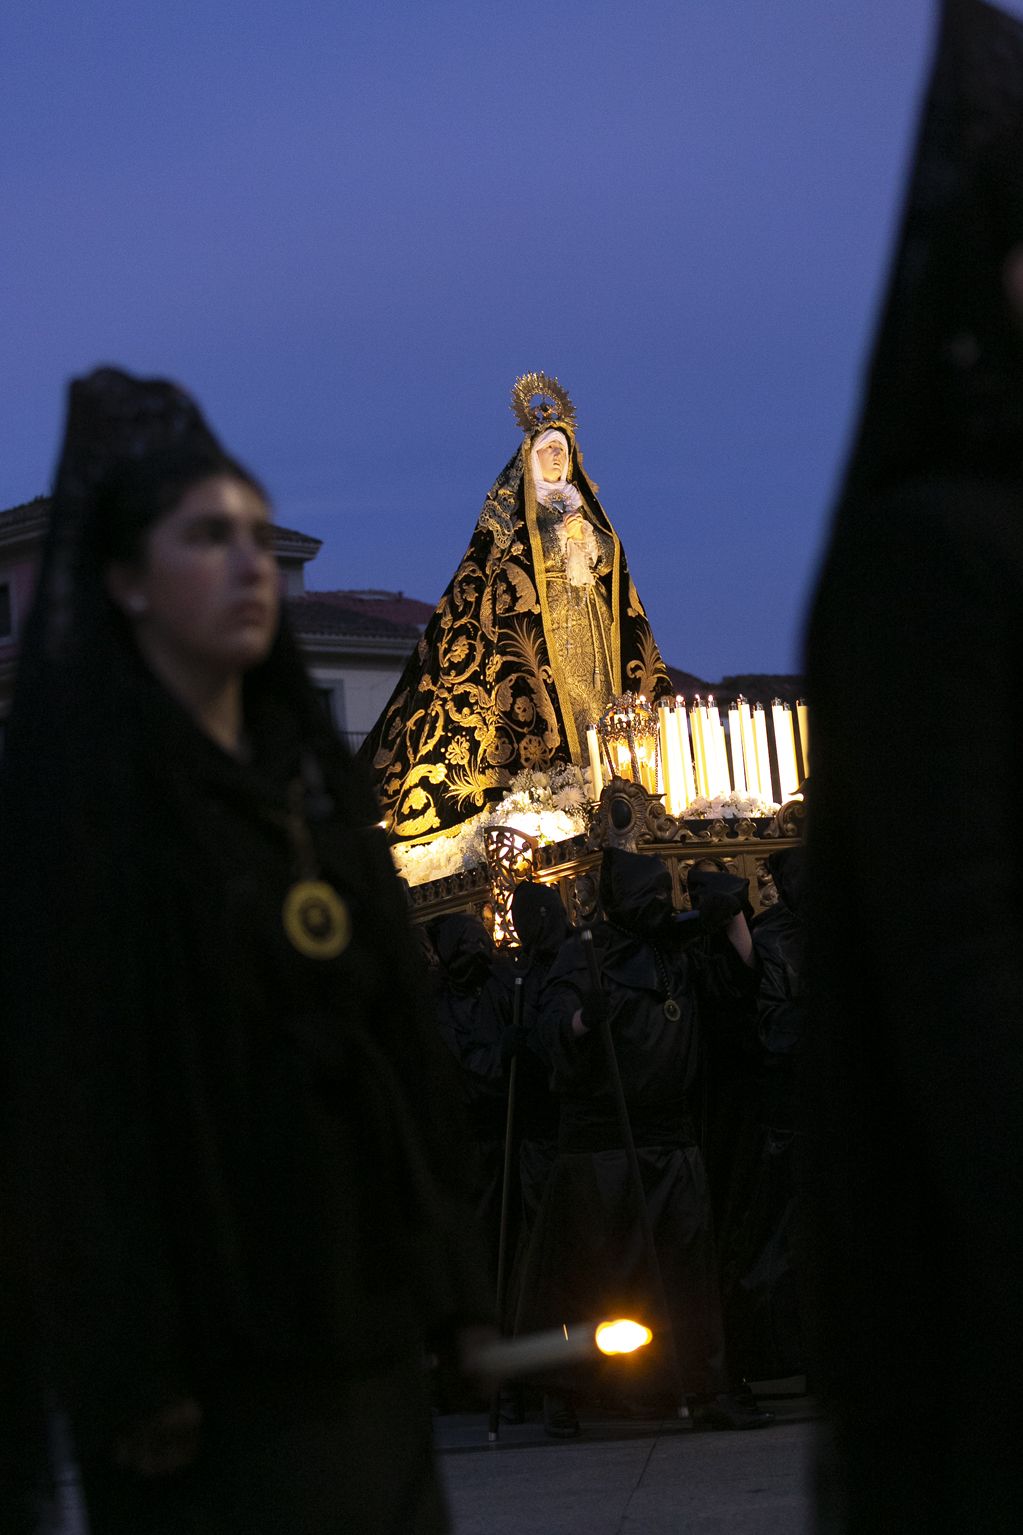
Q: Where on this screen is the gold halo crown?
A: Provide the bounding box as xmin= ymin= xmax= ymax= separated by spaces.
xmin=510 ymin=372 xmax=577 ymax=437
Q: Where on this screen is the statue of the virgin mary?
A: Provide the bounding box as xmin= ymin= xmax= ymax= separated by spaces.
xmin=361 ymin=373 xmax=671 ymax=843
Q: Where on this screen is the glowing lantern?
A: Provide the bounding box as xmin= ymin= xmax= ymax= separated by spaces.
xmin=594 ymin=1319 xmax=654 ymax=1356
xmin=484 ymin=825 xmax=537 ymax=945
xmin=594 ymin=692 xmax=660 ymax=794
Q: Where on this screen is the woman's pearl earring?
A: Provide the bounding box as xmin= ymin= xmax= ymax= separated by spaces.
xmin=126 ymin=594 xmax=149 ymax=616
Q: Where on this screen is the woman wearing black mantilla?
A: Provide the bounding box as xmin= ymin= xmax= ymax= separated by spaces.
xmin=0 ymin=368 xmax=491 ymax=1534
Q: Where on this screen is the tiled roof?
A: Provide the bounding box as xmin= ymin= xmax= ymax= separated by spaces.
xmin=0 ymin=497 xmax=49 ymax=532
xmin=272 ymin=524 xmax=322 ymax=554
xmin=306 ymin=589 xmax=435 ymax=629
xmin=287 ymin=594 xmax=422 ymax=642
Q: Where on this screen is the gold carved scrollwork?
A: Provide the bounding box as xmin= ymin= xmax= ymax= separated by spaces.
xmin=484 ymin=825 xmax=537 ymax=944
xmin=775 ymin=795 xmax=807 ymax=840
xmin=588 ymin=778 xmax=697 ymax=853
xmin=408 ymin=783 xmax=803 ymax=929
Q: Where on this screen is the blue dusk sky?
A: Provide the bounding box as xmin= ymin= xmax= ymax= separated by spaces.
xmin=2 ymin=0 xmax=977 ymax=679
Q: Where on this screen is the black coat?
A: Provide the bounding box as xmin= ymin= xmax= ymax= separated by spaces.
xmin=515 ymin=853 xmax=755 ymax=1397
xmin=2 ymin=665 xmax=491 ymax=1467
xmin=752 ymin=900 xmax=805 ymax=1134
xmin=716 ymin=870 xmax=808 ymax=1383
xmin=535 ymin=917 xmax=756 ymax=1153
xmin=804 ymin=3 xmax=1023 ymax=1527
xmin=432 ymin=914 xmax=514 ymax=1141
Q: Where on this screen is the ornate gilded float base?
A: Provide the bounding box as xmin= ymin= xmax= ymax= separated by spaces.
xmin=406 ymin=779 xmax=804 ymax=939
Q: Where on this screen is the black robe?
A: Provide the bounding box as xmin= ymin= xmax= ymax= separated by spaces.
xmin=1 ymin=657 xmax=491 ymax=1528
xmin=432 ymin=914 xmax=515 ymax=1278
xmin=1 ymin=365 xmax=492 ymax=1533
xmin=718 ymin=853 xmax=807 ymax=1383
xmin=510 ymin=883 xmax=570 ymax=1230
xmin=515 ymin=854 xmax=757 ymax=1399
xmin=804 ymin=3 xmax=1023 ymax=1528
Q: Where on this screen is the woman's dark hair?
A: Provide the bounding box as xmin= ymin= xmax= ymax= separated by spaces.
xmin=91 ymin=443 xmax=268 ymax=565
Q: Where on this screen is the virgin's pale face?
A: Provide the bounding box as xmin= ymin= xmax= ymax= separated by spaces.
xmin=110 ymin=475 xmax=280 ymax=681
xmin=536 ymin=438 xmax=568 ymax=483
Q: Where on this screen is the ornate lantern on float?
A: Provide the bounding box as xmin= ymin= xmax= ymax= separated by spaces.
xmin=484 ymin=825 xmax=537 ymax=945
xmin=588 ymin=691 xmax=660 ymax=797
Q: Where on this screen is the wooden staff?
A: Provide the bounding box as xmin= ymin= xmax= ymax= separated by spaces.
xmin=579 ymin=929 xmax=687 ymax=1410
xmin=488 ymin=975 xmax=524 ymax=1442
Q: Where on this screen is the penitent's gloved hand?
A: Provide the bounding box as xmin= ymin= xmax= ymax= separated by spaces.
xmin=686 ymin=868 xmax=751 ymax=933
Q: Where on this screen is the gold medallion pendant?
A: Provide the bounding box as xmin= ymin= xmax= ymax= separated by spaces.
xmin=282 ymin=880 xmax=351 ymax=960
xmin=663 ymin=998 xmax=682 ymax=1023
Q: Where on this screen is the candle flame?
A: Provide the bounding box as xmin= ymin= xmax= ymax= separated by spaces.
xmin=594 ymin=1319 xmax=654 ymax=1356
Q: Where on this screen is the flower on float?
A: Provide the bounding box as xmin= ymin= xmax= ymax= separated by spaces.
xmin=682 ymin=790 xmax=778 ymax=820
xmin=392 ymin=761 xmax=590 ymax=886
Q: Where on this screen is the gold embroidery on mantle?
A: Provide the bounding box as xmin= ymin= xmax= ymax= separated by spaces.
xmin=360 ymin=382 xmax=672 ymax=845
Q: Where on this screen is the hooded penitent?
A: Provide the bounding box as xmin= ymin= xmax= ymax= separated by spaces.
xmin=510 ymin=881 xmax=570 ymax=959
xmin=804 ymin=3 xmax=1023 ymax=1529
xmin=432 ymin=913 xmax=495 ymax=994
xmin=360 ymin=373 xmax=671 ymax=844
xmin=600 ymin=846 xmax=677 ymax=942
xmin=514 ymin=844 xmax=758 ymax=1402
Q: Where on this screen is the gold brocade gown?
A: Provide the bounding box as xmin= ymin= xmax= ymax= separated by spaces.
xmin=534 ymin=500 xmax=617 ymax=757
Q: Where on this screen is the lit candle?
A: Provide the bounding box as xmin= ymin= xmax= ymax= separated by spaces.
xmin=704 ymin=699 xmax=721 ymax=796
xmin=727 ymin=704 xmax=747 ymax=794
xmin=707 ymin=696 xmax=731 ymax=796
xmin=674 ymin=698 xmax=697 ymax=808
xmin=646 ymin=745 xmax=658 ymax=795
xmin=635 ymin=736 xmax=654 ymax=793
xmin=753 ymin=703 xmax=773 ymax=803
xmin=586 ymin=726 xmax=604 ymax=801
xmin=796 ymin=699 xmax=810 ymax=780
xmin=738 ymin=696 xmax=760 ymax=798
xmin=772 ymin=700 xmax=800 ymax=802
xmin=657 ymin=703 xmax=675 ymax=810
xmin=689 ymin=695 xmax=709 ymax=798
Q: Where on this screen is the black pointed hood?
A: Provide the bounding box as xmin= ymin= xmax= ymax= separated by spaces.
xmin=599 ymin=848 xmax=674 ymax=939
xmin=839 ymin=0 xmax=1023 ymax=499
xmin=511 ymin=882 xmax=570 ymax=957
xmin=432 ymin=913 xmax=494 ymax=992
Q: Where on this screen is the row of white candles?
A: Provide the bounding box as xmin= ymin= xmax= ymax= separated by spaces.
xmin=586 ymin=695 xmax=809 ymax=813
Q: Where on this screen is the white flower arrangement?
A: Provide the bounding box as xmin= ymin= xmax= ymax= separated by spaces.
xmin=392 ymin=769 xmax=779 ymax=886
xmin=682 ymin=790 xmax=778 ymax=820
xmin=393 ymin=762 xmax=591 ymax=887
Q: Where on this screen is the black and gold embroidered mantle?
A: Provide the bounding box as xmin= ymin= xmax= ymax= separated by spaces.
xmin=360 ymin=430 xmax=671 ymax=845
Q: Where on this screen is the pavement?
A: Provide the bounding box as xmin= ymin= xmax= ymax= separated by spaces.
xmin=436 ymin=1385 xmax=819 ymax=1535
xmin=46 ymin=1384 xmax=818 ymax=1534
